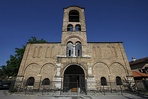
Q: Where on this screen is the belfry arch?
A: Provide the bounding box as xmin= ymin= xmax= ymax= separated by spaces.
xmin=63 ymin=65 xmax=86 ymax=92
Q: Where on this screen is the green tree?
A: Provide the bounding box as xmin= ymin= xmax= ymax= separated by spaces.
xmin=0 ymin=66 xmax=6 ymax=79
xmin=28 ymin=36 xmax=47 ymax=43
xmin=0 ymin=37 xmax=47 ymax=79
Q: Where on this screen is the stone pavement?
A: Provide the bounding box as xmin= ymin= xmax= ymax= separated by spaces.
xmin=0 ymin=90 xmax=147 ymax=99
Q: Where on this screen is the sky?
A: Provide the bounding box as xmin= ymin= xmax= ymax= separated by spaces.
xmin=0 ymin=0 xmax=148 ymax=66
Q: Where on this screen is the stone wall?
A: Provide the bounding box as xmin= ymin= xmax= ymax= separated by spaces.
xmin=16 ymin=42 xmax=133 ymax=90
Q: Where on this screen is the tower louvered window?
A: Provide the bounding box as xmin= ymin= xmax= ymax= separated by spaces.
xmin=69 ymin=10 xmax=79 ymax=22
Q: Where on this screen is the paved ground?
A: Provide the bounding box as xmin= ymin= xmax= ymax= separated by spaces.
xmin=0 ymin=90 xmax=147 ymax=99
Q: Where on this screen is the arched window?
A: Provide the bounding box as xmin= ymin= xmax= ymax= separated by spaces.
xmin=75 ymin=24 xmax=81 ymax=31
xmin=116 ymin=76 xmax=122 ymax=85
xmin=75 ymin=42 xmax=82 ymax=57
xmin=26 ymin=77 xmax=35 ymax=86
xmin=66 ymin=42 xmax=73 ymax=57
xmin=69 ymin=10 xmax=79 ymax=22
xmin=101 ymin=77 xmax=107 ymax=86
xmin=42 ymin=78 xmax=50 ymax=85
xmin=67 ymin=24 xmax=73 ymax=31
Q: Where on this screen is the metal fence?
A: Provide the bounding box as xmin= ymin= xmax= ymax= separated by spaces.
xmin=12 ymin=80 xmax=144 ymax=95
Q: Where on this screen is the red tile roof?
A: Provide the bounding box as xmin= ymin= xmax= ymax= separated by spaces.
xmin=132 ymin=71 xmax=148 ymax=78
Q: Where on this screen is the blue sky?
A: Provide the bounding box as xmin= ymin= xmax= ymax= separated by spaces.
xmin=0 ymin=0 xmax=148 ymax=66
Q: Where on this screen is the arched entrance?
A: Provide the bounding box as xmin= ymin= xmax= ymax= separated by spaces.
xmin=63 ymin=65 xmax=85 ymax=92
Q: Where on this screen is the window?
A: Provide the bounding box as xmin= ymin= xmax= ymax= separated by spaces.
xmin=75 ymin=24 xmax=81 ymax=31
xmin=26 ymin=77 xmax=35 ymax=86
xmin=42 ymin=78 xmax=50 ymax=85
xmin=66 ymin=42 xmax=73 ymax=57
xmin=66 ymin=41 xmax=82 ymax=57
xmin=116 ymin=76 xmax=122 ymax=85
xmin=75 ymin=42 xmax=82 ymax=57
xmin=101 ymin=77 xmax=107 ymax=86
xmin=69 ymin=10 xmax=79 ymax=22
xmin=67 ymin=24 xmax=73 ymax=31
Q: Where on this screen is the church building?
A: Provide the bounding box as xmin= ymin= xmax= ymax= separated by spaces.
xmin=15 ymin=6 xmax=133 ymax=92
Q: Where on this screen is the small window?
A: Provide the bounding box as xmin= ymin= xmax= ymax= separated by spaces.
xmin=69 ymin=10 xmax=79 ymax=22
xmin=66 ymin=42 xmax=73 ymax=57
xmin=116 ymin=76 xmax=122 ymax=85
xmin=75 ymin=42 xmax=82 ymax=57
xmin=75 ymin=24 xmax=81 ymax=31
xmin=42 ymin=78 xmax=50 ymax=85
xmin=26 ymin=77 xmax=35 ymax=86
xmin=101 ymin=77 xmax=107 ymax=86
xmin=67 ymin=24 xmax=73 ymax=31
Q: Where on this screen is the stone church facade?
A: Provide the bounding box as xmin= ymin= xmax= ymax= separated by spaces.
xmin=15 ymin=6 xmax=133 ymax=92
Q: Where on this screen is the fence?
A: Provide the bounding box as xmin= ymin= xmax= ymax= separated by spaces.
xmin=12 ymin=80 xmax=142 ymax=95
xmin=135 ymin=80 xmax=148 ymax=92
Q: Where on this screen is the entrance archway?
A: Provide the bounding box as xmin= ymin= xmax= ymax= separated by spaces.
xmin=63 ymin=65 xmax=85 ymax=92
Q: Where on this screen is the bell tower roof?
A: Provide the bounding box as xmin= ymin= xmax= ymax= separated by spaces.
xmin=64 ymin=5 xmax=85 ymax=9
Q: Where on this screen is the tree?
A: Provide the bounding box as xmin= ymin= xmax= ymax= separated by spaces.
xmin=0 ymin=37 xmax=47 ymax=79
xmin=28 ymin=36 xmax=47 ymax=43
xmin=0 ymin=66 xmax=6 ymax=79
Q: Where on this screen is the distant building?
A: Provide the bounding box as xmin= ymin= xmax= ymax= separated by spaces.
xmin=130 ymin=57 xmax=148 ymax=73
xmin=129 ymin=57 xmax=148 ymax=91
xmin=15 ymin=6 xmax=133 ymax=92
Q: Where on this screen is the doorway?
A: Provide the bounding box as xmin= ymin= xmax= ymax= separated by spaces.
xmin=63 ymin=65 xmax=85 ymax=92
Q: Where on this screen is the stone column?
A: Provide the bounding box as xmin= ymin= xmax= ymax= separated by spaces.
xmin=88 ymin=63 xmax=92 ymax=75
xmin=73 ymin=45 xmax=76 ymax=57
xmin=56 ymin=67 xmax=61 ymax=76
xmin=87 ymin=63 xmax=96 ymax=90
xmin=54 ymin=63 xmax=62 ymax=89
xmin=15 ymin=75 xmax=24 ymax=89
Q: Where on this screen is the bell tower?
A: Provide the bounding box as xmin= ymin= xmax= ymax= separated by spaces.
xmin=61 ymin=6 xmax=87 ymax=45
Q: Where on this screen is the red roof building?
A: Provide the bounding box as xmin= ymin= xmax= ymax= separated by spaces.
xmin=130 ymin=57 xmax=148 ymax=80
xmin=132 ymin=71 xmax=148 ymax=79
xmin=129 ymin=57 xmax=148 ymax=91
